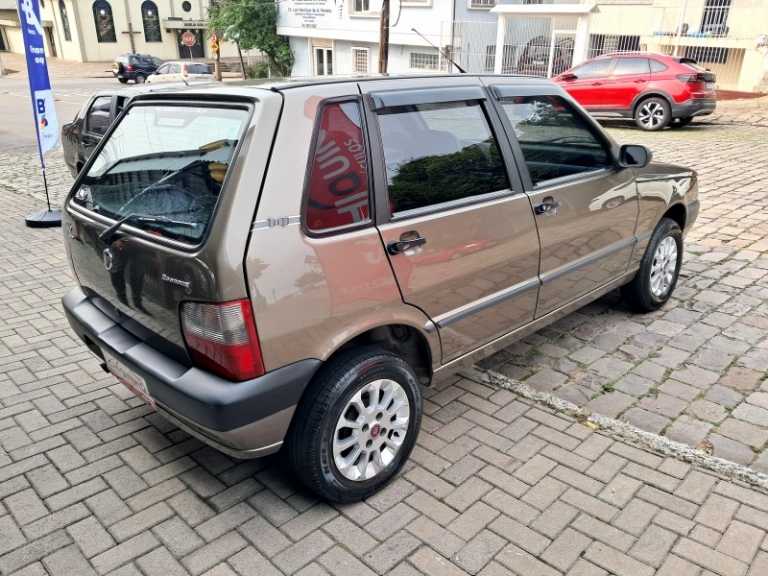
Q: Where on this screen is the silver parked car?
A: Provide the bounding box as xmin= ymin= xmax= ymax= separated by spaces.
xmin=62 ymin=74 xmax=699 ymax=502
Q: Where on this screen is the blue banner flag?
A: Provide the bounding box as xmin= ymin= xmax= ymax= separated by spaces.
xmin=18 ymin=0 xmax=60 ymax=167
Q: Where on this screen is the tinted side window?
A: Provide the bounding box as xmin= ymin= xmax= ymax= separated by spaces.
xmin=612 ymin=58 xmax=650 ymax=76
xmin=378 ymin=101 xmax=509 ymax=214
xmin=572 ymin=59 xmax=613 ymax=79
xmin=650 ymin=59 xmax=670 ymax=73
xmin=188 ymin=64 xmax=209 ymax=74
xmin=500 ymin=95 xmax=611 ymax=186
xmin=86 ymin=96 xmax=112 ymax=136
xmin=156 ymin=64 xmax=169 ymax=74
xmin=305 ymin=101 xmax=370 ymax=233
xmin=170 ymin=64 xmax=182 ymax=74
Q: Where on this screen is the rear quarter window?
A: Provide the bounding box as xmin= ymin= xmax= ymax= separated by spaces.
xmin=304 ymin=101 xmax=371 ymax=234
xmin=72 ymin=103 xmax=250 ymax=246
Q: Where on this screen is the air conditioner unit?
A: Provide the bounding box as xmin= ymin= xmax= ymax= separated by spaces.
xmin=757 ymin=34 xmax=768 ymax=46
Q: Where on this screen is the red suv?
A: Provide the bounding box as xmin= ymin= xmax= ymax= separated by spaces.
xmin=554 ymin=53 xmax=716 ymax=131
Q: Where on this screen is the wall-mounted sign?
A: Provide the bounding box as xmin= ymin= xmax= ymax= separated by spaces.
xmin=163 ymin=19 xmax=208 ymax=29
xmin=280 ymin=0 xmax=337 ymax=30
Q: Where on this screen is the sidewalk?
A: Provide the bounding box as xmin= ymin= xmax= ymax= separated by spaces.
xmin=0 ymin=52 xmax=113 ymax=80
xmin=1 ymin=178 xmax=768 ymax=574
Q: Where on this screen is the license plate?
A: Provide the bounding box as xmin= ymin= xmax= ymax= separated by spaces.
xmin=103 ymin=351 xmax=156 ymax=409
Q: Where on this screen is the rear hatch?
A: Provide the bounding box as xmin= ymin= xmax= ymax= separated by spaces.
xmin=64 ymin=96 xmax=265 ymax=364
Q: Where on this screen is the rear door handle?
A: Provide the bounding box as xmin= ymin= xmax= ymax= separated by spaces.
xmin=387 ymin=236 xmax=427 ymax=255
xmin=534 ymin=199 xmax=560 ymax=216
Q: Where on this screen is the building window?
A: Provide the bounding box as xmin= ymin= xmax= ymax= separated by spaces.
xmin=470 ymin=0 xmax=496 ymax=7
xmin=409 ymin=52 xmax=445 ymax=71
xmin=351 ymin=0 xmax=378 ymax=15
xmin=141 ymin=1 xmax=162 ymax=42
xmin=59 ymin=0 xmax=72 ymax=41
xmin=182 ymin=0 xmax=192 ymax=11
xmin=352 ymin=48 xmax=369 ymax=73
xmin=701 ymin=0 xmax=730 ymax=36
xmin=92 ymin=1 xmax=117 ymax=43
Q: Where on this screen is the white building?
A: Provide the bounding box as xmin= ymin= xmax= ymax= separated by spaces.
xmin=277 ymin=0 xmax=462 ymax=75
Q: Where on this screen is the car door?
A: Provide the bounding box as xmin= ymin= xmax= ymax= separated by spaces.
xmin=557 ymin=58 xmax=614 ymax=110
xmin=489 ymin=84 xmax=639 ymax=318
xmin=601 ymin=57 xmax=651 ymax=112
xmin=151 ymin=63 xmax=173 ymax=83
xmin=81 ymin=94 xmax=113 ymax=162
xmin=360 ymin=79 xmax=541 ymax=363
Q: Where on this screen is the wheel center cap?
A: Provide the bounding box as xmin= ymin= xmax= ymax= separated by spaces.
xmin=370 ymin=423 xmax=381 ymax=439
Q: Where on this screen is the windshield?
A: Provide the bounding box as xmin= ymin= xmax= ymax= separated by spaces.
xmin=72 ymin=103 xmax=249 ymax=245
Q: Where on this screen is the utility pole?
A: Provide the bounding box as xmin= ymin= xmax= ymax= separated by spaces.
xmin=209 ymin=0 xmax=222 ymax=81
xmin=378 ymin=0 xmax=389 ymax=73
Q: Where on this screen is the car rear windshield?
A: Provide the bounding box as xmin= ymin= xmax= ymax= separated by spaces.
xmin=71 ymin=103 xmax=250 ymax=246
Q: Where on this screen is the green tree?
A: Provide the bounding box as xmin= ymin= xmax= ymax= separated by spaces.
xmin=208 ymin=0 xmax=294 ymax=77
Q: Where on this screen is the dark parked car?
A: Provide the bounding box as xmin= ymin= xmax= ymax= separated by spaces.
xmin=554 ymin=53 xmax=716 ymax=131
xmin=112 ymin=54 xmax=164 ymax=84
xmin=61 ymin=84 xmax=182 ymax=177
xmin=517 ymin=36 xmax=575 ymax=77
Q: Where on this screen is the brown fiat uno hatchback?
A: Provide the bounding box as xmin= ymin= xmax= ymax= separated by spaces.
xmin=62 ymin=74 xmax=699 ymax=502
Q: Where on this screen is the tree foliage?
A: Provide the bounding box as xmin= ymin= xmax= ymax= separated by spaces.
xmin=208 ymin=0 xmax=294 ymax=77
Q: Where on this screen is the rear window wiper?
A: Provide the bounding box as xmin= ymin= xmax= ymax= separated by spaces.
xmin=99 ymin=213 xmax=198 ymax=244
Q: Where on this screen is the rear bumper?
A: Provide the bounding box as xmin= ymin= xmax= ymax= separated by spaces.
xmin=62 ymin=287 xmax=321 ymax=458
xmin=672 ymin=98 xmax=716 ymax=118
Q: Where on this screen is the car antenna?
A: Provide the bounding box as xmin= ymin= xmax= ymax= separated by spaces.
xmin=411 ymin=28 xmax=466 ymax=73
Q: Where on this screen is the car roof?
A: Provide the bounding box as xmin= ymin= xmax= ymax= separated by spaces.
xmin=89 ymin=82 xmax=190 ymax=100
xmin=126 ymin=73 xmax=561 ymax=103
xmin=592 ymin=52 xmax=692 ymax=63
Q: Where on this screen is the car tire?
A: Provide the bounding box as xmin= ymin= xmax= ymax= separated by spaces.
xmin=621 ymin=217 xmax=683 ymax=312
xmin=287 ymin=347 xmax=422 ymax=503
xmin=669 ymin=116 xmax=694 ymax=129
xmin=134 ymin=73 xmax=146 ymax=84
xmin=635 ymin=97 xmax=671 ymax=131
xmin=118 ymin=78 xmax=128 ymax=84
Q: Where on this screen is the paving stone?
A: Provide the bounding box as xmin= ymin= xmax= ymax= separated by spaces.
xmin=708 ymin=434 xmax=755 ymax=465
xmin=629 ymin=525 xmax=677 ymax=568
xmin=451 ymin=529 xmax=506 ymax=574
xmin=42 ymin=544 xmax=97 ymax=576
xmin=583 ymin=392 xmax=635 ymax=419
xmin=714 ymin=521 xmax=762 ymax=564
xmin=180 ymin=532 xmax=248 ymax=576
xmin=687 ymin=400 xmax=728 ymax=424
xmin=733 ymin=403 xmax=768 ymax=426
xmin=583 ymin=542 xmax=654 ymax=576
xmin=664 ymin=416 xmax=713 ymax=447
xmin=720 ymin=367 xmax=764 ymax=392
xmin=622 ymin=407 xmax=670 ymax=434
xmin=718 ymin=417 xmax=768 ymax=448
xmin=673 ymin=538 xmax=749 ymax=576
xmin=362 ymin=530 xmax=421 ymax=575
xmin=705 ymin=385 xmax=744 ymax=407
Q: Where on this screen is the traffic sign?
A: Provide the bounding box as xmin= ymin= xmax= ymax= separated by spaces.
xmin=212 ymin=51 xmax=220 ymax=60
xmin=181 ymin=31 xmax=196 ymax=47
xmin=211 ymin=33 xmax=219 ymax=44
xmin=210 ymin=42 xmax=219 ymax=53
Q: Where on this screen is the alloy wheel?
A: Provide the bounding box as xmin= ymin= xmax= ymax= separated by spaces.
xmin=639 ymin=102 xmax=666 ymax=129
xmin=650 ymin=236 xmax=678 ymax=297
xmin=332 ymin=378 xmax=410 ymax=481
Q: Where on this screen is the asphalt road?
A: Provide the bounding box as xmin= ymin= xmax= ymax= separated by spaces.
xmin=0 ymin=76 xmax=116 ymax=154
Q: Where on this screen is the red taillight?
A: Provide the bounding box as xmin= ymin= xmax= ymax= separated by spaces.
xmin=126 ymin=65 xmax=134 ymax=72
xmin=181 ymin=299 xmax=264 ymax=381
xmin=183 ymin=64 xmax=188 ymax=77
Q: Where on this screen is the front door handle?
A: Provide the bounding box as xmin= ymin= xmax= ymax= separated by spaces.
xmin=534 ymin=198 xmax=560 ymax=216
xmin=387 ymin=236 xmax=427 ymax=255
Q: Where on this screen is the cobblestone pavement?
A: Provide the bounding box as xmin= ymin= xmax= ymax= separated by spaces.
xmin=2 ymin=105 xmax=768 ymax=574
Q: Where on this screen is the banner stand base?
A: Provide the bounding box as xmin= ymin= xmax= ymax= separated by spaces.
xmin=25 ymin=208 xmax=61 ymax=228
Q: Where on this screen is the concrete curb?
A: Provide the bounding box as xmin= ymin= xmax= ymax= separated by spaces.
xmin=460 ymin=365 xmax=768 ymax=492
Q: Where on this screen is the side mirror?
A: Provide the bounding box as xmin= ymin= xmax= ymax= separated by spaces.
xmin=560 ymin=72 xmax=577 ymax=81
xmin=619 ymin=144 xmax=652 ymax=168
